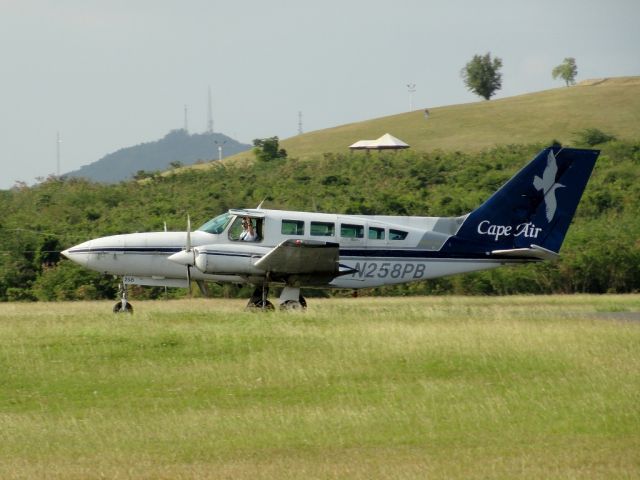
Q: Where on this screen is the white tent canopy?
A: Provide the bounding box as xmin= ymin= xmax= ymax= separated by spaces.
xmin=349 ymin=133 xmax=410 ymax=150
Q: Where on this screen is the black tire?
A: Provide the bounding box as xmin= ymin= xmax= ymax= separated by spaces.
xmin=113 ymin=301 xmax=133 ymax=314
xmin=246 ymin=299 xmax=275 ymax=311
xmin=280 ymin=299 xmax=307 ymax=311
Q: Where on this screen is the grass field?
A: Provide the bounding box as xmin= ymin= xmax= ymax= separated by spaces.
xmin=1 ymin=295 xmax=639 ymax=479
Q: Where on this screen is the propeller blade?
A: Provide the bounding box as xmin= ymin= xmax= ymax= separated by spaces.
xmin=186 ymin=214 xmax=192 ymax=252
xmin=187 ymin=265 xmax=192 ymax=296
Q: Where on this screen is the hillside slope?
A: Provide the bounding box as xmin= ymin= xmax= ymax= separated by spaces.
xmin=284 ymin=76 xmax=640 ymax=157
xmin=205 ymin=76 xmax=639 ymax=170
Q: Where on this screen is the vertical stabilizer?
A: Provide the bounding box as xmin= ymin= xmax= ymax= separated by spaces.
xmin=449 ymin=147 xmax=599 ymax=253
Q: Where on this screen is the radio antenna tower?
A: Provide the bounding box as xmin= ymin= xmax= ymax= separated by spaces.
xmin=184 ymin=105 xmax=189 ymax=133
xmin=207 ymin=86 xmax=214 ymax=134
xmin=298 ymin=111 xmax=303 ymax=135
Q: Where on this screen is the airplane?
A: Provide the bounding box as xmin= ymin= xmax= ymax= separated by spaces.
xmin=62 ymin=146 xmax=599 ymax=312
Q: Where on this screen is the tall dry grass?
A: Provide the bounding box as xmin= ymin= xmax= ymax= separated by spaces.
xmin=1 ymin=295 xmax=639 ymax=479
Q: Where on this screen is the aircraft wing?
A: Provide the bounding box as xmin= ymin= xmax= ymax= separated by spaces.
xmin=254 ymin=239 xmax=342 ymax=275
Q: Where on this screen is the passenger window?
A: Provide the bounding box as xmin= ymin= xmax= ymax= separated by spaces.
xmin=310 ymin=221 xmax=335 ymax=236
xmin=389 ymin=229 xmax=408 ymax=240
xmin=281 ymin=219 xmax=304 ymax=235
xmin=368 ymin=227 xmax=385 ymax=240
xmin=340 ymin=223 xmax=364 ymax=238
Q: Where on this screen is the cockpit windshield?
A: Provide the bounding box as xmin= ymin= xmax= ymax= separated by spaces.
xmin=197 ymin=212 xmax=233 ymax=234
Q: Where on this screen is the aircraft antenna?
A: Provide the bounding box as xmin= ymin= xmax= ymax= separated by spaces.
xmin=207 ymin=86 xmax=214 ymax=134
xmin=298 ymin=111 xmax=303 ymax=135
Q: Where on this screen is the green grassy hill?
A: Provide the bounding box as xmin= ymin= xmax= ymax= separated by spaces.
xmin=188 ymin=76 xmax=639 ymax=172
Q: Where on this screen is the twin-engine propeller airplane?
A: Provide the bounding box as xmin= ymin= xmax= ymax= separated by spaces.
xmin=63 ymin=146 xmax=599 ymax=312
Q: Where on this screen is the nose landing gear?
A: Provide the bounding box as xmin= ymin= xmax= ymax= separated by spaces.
xmin=113 ymin=281 xmax=133 ymax=314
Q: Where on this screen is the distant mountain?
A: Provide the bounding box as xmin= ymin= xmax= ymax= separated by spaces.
xmin=65 ymin=130 xmax=251 ymax=183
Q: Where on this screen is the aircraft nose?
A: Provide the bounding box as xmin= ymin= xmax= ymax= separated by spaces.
xmin=61 ymin=242 xmax=90 ymax=267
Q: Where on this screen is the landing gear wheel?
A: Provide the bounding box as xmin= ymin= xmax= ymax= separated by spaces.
xmin=114 ymin=280 xmax=133 ymax=314
xmin=113 ymin=301 xmax=133 ymax=314
xmin=246 ymin=284 xmax=273 ymax=311
xmin=280 ymin=296 xmax=307 ymax=311
xmin=246 ymin=299 xmax=275 ymax=311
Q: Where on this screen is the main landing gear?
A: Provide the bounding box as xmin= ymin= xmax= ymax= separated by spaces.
xmin=246 ymin=284 xmax=274 ymax=310
xmin=111 ymin=279 xmax=305 ymax=313
xmin=245 ymin=285 xmax=307 ymax=311
xmin=113 ymin=281 xmax=133 ymax=314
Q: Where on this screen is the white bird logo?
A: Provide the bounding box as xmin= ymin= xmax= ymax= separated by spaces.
xmin=533 ymin=150 xmax=565 ymax=222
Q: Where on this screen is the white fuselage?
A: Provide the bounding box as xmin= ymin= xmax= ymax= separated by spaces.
xmin=63 ymin=209 xmax=510 ymax=290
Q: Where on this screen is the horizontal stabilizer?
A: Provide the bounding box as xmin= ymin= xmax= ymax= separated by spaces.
xmin=491 ymin=244 xmax=560 ymax=261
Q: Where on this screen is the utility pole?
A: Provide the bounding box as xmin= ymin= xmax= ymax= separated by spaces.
xmin=184 ymin=105 xmax=189 ymax=133
xmin=298 ymin=111 xmax=303 ymax=135
xmin=215 ymin=140 xmax=226 ymax=161
xmin=407 ymin=83 xmax=416 ymax=111
xmin=207 ymin=86 xmax=214 ymax=134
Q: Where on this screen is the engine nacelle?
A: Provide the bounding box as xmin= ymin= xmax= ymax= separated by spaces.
xmin=194 ymin=244 xmax=271 ymax=275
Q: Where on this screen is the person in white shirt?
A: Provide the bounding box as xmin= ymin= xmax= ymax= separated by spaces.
xmin=240 ymin=217 xmax=258 ymax=241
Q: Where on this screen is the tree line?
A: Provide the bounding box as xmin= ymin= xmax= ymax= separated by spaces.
xmin=0 ymin=137 xmax=637 ymax=302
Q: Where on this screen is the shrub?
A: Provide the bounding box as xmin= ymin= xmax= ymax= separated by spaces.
xmin=574 ymin=128 xmax=616 ymax=146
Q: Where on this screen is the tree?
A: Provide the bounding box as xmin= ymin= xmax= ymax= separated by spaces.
xmin=552 ymin=57 xmax=578 ymax=86
xmin=252 ymin=137 xmax=287 ymax=162
xmin=461 ymin=53 xmax=503 ymax=100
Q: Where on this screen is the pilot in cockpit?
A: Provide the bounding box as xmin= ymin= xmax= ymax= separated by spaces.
xmin=240 ymin=217 xmax=258 ymax=241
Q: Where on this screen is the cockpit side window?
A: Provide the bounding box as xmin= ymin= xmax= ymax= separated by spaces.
xmin=229 ymin=216 xmax=263 ymax=242
xmin=197 ymin=212 xmax=232 ymax=234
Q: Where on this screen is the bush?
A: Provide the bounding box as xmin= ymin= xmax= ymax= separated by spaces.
xmin=31 ymin=261 xmax=117 ymax=301
xmin=574 ymin=128 xmax=617 ymax=147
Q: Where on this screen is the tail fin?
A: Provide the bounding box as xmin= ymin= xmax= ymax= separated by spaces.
xmin=452 ymin=147 xmax=599 ymax=254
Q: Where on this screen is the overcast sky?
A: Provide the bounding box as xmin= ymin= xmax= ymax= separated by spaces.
xmin=1 ymin=0 xmax=638 ymax=189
